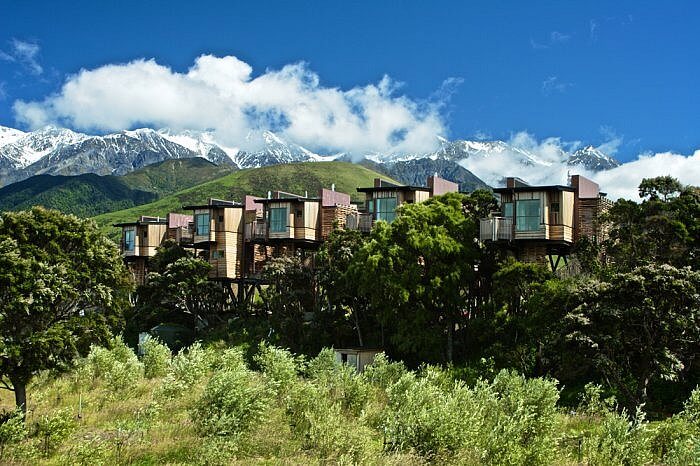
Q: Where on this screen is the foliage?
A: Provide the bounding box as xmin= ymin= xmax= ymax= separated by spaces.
xmin=0 ymin=207 xmax=132 ymax=412
xmin=86 ymin=336 xmax=144 ymax=392
xmin=191 ymin=365 xmax=272 ymax=437
xmin=141 ymin=336 xmax=171 ymax=379
xmin=0 ymin=409 xmax=27 ymax=459
xmin=253 ymin=342 xmax=304 ymax=395
xmin=156 ymin=342 xmax=210 ymax=399
xmin=566 ymin=264 xmax=700 ymax=408
xmin=34 ymin=408 xmax=77 ymax=456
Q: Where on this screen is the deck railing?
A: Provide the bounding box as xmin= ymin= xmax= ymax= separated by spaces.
xmin=479 ymin=217 xmax=514 ymax=241
xmin=345 ymin=213 xmax=374 ymax=233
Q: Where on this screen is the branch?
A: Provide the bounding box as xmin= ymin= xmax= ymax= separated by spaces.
xmin=0 ymin=378 xmax=14 ymax=391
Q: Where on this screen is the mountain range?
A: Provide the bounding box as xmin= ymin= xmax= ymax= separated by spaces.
xmin=0 ymin=125 xmax=621 ymax=191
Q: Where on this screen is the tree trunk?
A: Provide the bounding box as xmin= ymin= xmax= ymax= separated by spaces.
xmin=353 ymin=310 xmax=364 ymax=347
xmin=11 ymin=377 xmax=27 ymax=417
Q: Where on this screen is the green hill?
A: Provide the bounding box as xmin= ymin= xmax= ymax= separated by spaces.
xmin=94 ymin=161 xmax=395 ymax=238
xmin=0 ymin=158 xmax=235 ymax=217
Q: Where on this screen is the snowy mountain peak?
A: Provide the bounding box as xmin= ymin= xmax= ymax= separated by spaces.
xmin=0 ymin=126 xmax=26 ymax=148
xmin=569 ymin=145 xmax=621 ymax=171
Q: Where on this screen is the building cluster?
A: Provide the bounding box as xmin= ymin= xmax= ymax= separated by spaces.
xmin=115 ymin=173 xmax=611 ymax=296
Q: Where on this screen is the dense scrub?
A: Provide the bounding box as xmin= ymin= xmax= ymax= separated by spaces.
xmin=1 ymin=341 xmax=698 ymax=465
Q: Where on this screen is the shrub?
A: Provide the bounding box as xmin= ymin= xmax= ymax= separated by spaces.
xmin=157 ymin=342 xmax=210 ymax=399
xmin=684 ymin=386 xmax=700 ymax=424
xmin=141 ymin=337 xmax=171 ymax=379
xmin=306 ymin=348 xmax=371 ymax=416
xmin=35 ymin=408 xmax=77 ymax=456
xmin=253 ymin=342 xmax=303 ymax=394
xmin=362 ymin=352 xmax=407 ymax=389
xmin=86 ymin=337 xmax=143 ymax=392
xmin=651 ymin=417 xmax=700 ymax=465
xmin=191 ymin=367 xmax=272 ymax=437
xmin=0 ymin=409 xmax=27 ymax=460
xmin=581 ymin=407 xmax=653 ymax=465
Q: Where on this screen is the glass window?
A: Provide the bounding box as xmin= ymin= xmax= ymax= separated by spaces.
xmin=516 ymin=199 xmax=541 ymax=231
xmin=124 ymin=228 xmax=135 ymax=251
xmin=212 ymin=250 xmax=225 ymax=259
xmin=503 ymin=202 xmax=513 ymax=218
xmin=367 ymin=199 xmax=374 ymax=213
xmin=195 ymin=213 xmax=210 ymax=235
xmin=270 ymin=207 xmax=288 ymax=233
xmin=375 ymin=197 xmax=397 ymax=222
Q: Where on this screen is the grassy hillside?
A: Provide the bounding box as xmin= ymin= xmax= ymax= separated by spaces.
xmin=1 ymin=340 xmax=695 ymax=464
xmin=121 ymin=157 xmax=235 ymax=195
xmin=0 ymin=174 xmax=158 ymax=217
xmin=94 ymin=161 xmax=394 ymax=237
xmin=0 ymin=158 xmax=235 ymax=217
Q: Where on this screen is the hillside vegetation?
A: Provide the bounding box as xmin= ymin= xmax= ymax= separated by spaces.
xmin=93 ymin=161 xmax=395 ymax=237
xmin=1 ymin=339 xmax=697 ymax=465
xmin=0 ymin=158 xmax=234 ymax=217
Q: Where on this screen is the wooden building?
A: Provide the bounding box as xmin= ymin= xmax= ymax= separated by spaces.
xmin=114 ymin=215 xmax=169 ymax=285
xmin=246 ymin=187 xmax=357 ymax=263
xmin=350 ymin=175 xmax=459 ymax=232
xmin=479 ymin=174 xmax=611 ymax=270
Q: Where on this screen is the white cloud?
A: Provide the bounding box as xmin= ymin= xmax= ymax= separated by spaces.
xmin=458 ymin=131 xmax=700 ymax=201
xmin=550 ymin=31 xmax=571 ymax=43
xmin=1 ymin=39 xmax=43 ymax=75
xmin=542 ymin=76 xmax=573 ymax=95
xmin=596 ymin=126 xmax=623 ymax=155
xmin=589 ymin=20 xmax=599 ymax=42
xmin=595 ymin=150 xmax=700 ymax=200
xmin=13 ymin=54 xmax=446 ymax=155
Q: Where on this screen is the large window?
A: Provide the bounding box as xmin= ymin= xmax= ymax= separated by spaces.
xmin=124 ymin=228 xmax=135 ymax=251
xmin=269 ymin=207 xmax=288 ymax=233
xmin=375 ymin=197 xmax=398 ymax=222
xmin=502 ymin=202 xmax=513 ymax=218
xmin=516 ymin=199 xmax=541 ymax=231
xmin=195 ymin=213 xmax=210 ymax=235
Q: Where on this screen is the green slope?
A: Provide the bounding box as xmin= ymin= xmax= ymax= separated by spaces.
xmin=94 ymin=161 xmax=394 ymax=238
xmin=0 ymin=173 xmax=158 ymax=217
xmin=0 ymin=158 xmax=235 ymax=217
xmin=121 ymin=157 xmax=235 ymax=194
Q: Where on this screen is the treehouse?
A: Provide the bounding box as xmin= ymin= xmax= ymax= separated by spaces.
xmin=114 ymin=215 xmax=170 ymax=284
xmin=246 ymin=186 xmax=356 ymax=253
xmin=350 ymin=175 xmax=459 ymax=232
xmin=479 ymin=174 xmax=611 ymax=270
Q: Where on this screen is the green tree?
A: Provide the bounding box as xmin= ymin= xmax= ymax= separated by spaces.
xmin=566 ymin=264 xmax=700 ymax=408
xmin=0 ymin=207 xmax=131 ymax=414
xmin=352 ymin=192 xmax=487 ymax=363
xmin=604 ymin=177 xmax=699 ymax=270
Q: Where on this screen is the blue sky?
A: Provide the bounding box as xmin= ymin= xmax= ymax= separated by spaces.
xmin=1 ymin=0 xmax=699 ymax=162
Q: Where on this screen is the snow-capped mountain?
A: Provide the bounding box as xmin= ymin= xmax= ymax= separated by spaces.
xmin=568 ymin=145 xmax=621 ymax=171
xmin=0 ymin=124 xmax=621 ymax=189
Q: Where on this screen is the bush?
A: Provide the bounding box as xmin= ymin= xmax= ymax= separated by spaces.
xmin=581 ymin=407 xmax=653 ymax=465
xmin=0 ymin=409 xmax=27 ymax=460
xmin=191 ymin=367 xmax=272 ymax=437
xmin=684 ymin=386 xmax=700 ymax=424
xmin=306 ymin=348 xmax=371 ymax=416
xmin=253 ymin=342 xmax=303 ymax=394
xmin=86 ymin=337 xmax=143 ymax=392
xmin=362 ymin=352 xmax=407 ymax=389
xmin=141 ymin=337 xmax=171 ymax=379
xmin=35 ymin=408 xmax=77 ymax=456
xmin=157 ymin=342 xmax=210 ymax=399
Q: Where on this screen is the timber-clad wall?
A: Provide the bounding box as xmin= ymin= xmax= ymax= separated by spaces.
xmin=128 ymin=258 xmax=148 ymax=285
xmin=519 ymin=244 xmax=549 ymax=266
xmin=321 ymin=204 xmax=357 ymax=239
xmin=208 ymin=207 xmax=244 ymax=280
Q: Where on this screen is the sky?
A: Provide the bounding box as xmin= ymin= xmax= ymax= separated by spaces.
xmin=1 ymin=0 xmax=699 ymax=171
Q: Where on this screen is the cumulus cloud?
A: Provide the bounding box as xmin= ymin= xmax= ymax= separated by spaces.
xmin=13 ymin=54 xmax=447 ymax=155
xmin=0 ymin=39 xmax=43 ymax=75
xmin=458 ymin=131 xmax=700 ymax=201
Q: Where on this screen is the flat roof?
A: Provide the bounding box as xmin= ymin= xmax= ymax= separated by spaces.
xmin=113 ymin=219 xmax=167 ymax=227
xmin=254 ymin=197 xmax=321 ymax=204
xmin=356 ymin=185 xmax=431 ymax=193
xmin=182 ymin=202 xmax=244 ymax=210
xmin=493 ymin=185 xmax=575 ymax=194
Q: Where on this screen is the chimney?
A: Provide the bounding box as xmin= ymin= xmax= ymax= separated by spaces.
xmin=374 ymin=177 xmax=382 ymax=188
xmin=304 ymin=190 xmax=308 ymax=198
xmin=267 ymin=190 xmax=271 ymax=199
xmin=331 ymin=183 xmax=335 ymax=191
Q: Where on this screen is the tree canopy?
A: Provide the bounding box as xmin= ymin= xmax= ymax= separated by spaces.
xmin=0 ymin=207 xmax=132 ymax=413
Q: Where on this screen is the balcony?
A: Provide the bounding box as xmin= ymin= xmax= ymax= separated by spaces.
xmin=345 ymin=213 xmax=374 ymax=233
xmin=479 ymin=217 xmax=513 ymax=242
xmin=245 ymin=219 xmax=268 ymax=241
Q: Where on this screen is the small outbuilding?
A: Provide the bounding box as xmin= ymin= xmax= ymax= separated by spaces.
xmin=334 ymin=348 xmax=383 ymax=373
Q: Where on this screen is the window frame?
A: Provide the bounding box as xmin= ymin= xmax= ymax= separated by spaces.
xmin=195 ymin=213 xmax=211 ymax=235
xmin=375 ymin=196 xmax=398 ymax=222
xmin=124 ymin=228 xmax=135 ymax=251
xmin=269 ymin=206 xmax=289 ymax=233
xmin=515 ymin=199 xmax=541 ymax=232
